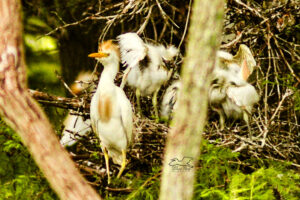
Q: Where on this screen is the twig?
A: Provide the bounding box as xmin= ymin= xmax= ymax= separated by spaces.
xmin=178 ymin=0 xmax=192 ymax=50
xmin=137 ymin=5 xmax=154 ymax=34
xmin=55 ymin=71 xmax=77 ymax=97
xmin=220 ymin=30 xmax=244 ymax=49
xmin=126 ymin=172 xmax=161 ymax=200
xmin=234 ymin=0 xmax=266 ymax=20
xmin=273 ymin=36 xmax=300 ymax=83
xmin=106 ymin=187 xmax=134 ymax=192
xmin=28 ymin=89 xmax=89 ymax=112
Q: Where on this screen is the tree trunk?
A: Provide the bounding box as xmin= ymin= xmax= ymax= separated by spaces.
xmin=0 ymin=1 xmax=101 ymax=200
xmin=159 ymin=0 xmax=224 ymax=200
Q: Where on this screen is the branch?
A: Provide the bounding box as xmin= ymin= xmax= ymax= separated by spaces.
xmin=28 ymin=89 xmax=90 ymax=113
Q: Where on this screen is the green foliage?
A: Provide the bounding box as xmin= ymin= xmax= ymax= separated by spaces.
xmin=0 ymin=119 xmax=57 ymax=200
xmin=228 ymin=168 xmax=300 ymax=200
xmin=102 ymin=167 xmax=161 ymax=200
xmin=98 ymin=140 xmax=299 ymax=200
xmin=193 ymin=141 xmax=300 ymax=200
xmin=24 ymin=17 xmax=66 ymax=129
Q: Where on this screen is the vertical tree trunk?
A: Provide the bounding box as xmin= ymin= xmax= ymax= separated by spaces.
xmin=159 ymin=0 xmax=224 ymax=200
xmin=0 ymin=1 xmax=101 ymax=200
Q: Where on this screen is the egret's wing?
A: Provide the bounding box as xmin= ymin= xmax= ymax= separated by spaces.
xmin=227 ymin=84 xmax=259 ymax=108
xmin=60 ymin=115 xmax=91 ymax=147
xmin=233 ymin=44 xmax=256 ymax=74
xmin=161 ymin=81 xmax=180 ymax=117
xmin=117 ymin=32 xmax=147 ymax=69
xmin=217 ymin=50 xmax=233 ymax=62
xmin=116 ymin=88 xmax=134 ymax=146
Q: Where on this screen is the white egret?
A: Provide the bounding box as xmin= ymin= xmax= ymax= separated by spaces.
xmin=117 ymin=32 xmax=178 ymax=119
xmin=160 ymin=80 xmax=181 ymax=121
xmin=88 ymin=40 xmax=134 ymax=183
xmin=60 ymin=72 xmax=93 ymax=147
xmin=209 ymin=45 xmax=259 ymax=135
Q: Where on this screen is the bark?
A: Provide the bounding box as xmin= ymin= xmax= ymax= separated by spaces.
xmin=0 ymin=1 xmax=101 ymax=200
xmin=159 ymin=0 xmax=224 ymax=200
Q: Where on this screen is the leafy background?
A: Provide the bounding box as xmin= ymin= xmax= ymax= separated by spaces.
xmin=1 ymin=0 xmax=299 ymax=199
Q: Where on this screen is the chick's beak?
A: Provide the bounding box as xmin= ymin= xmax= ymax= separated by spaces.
xmin=88 ymin=52 xmax=109 ymax=58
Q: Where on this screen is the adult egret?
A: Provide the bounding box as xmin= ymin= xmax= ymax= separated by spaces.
xmin=88 ymin=40 xmax=133 ymax=183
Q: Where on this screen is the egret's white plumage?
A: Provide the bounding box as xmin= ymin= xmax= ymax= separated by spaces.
xmin=160 ymin=80 xmax=181 ymax=120
xmin=209 ymin=45 xmax=259 ymax=132
xmin=89 ymin=40 xmax=133 ymax=183
xmin=60 ymin=116 xmax=91 ymax=147
xmin=117 ymin=33 xmax=178 ymax=118
xmin=60 ymin=72 xmax=93 ymax=147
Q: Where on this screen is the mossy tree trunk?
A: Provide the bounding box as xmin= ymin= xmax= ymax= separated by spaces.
xmin=0 ymin=1 xmax=101 ymax=199
xmin=159 ymin=0 xmax=224 ymax=199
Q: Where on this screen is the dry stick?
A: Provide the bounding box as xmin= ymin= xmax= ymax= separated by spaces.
xmin=178 ymin=0 xmax=192 ymax=50
xmin=158 ymin=22 xmax=167 ymax=41
xmin=128 ymin=0 xmax=145 ymax=15
xmin=126 ymin=172 xmax=161 ymax=200
xmin=137 ymin=5 xmax=153 ymax=34
xmin=99 ymin=18 xmax=115 ymax=42
xmin=264 ymin=155 xmax=300 ymax=168
xmin=155 ymin=0 xmax=179 ymax=28
xmin=106 ymin=187 xmax=134 ymax=193
xmin=260 ymin=89 xmax=293 ymax=147
xmin=264 ymin=24 xmax=272 ymax=127
xmin=269 ymin=89 xmax=293 ymax=123
xmin=77 ymin=163 xmax=105 ymax=176
xmin=55 ymin=71 xmax=78 ymax=97
xmin=234 ymin=0 xmax=266 ymax=20
xmin=271 ymin=48 xmax=281 ymax=97
xmin=266 ymin=139 xmax=287 ymax=159
xmin=220 ymin=30 xmax=244 ymax=49
xmin=28 ymin=89 xmax=89 ymax=112
xmin=45 ymin=16 xmax=93 ymax=37
xmin=170 ymin=9 xmax=175 ymax=44
xmin=151 ymin=16 xmax=158 ymax=41
xmin=275 ymin=34 xmax=300 ymax=51
xmin=98 ymin=0 xmax=136 ymax=42
xmin=232 ymin=142 xmax=248 ymax=153
xmin=273 ymin=36 xmax=300 ymax=83
xmin=44 ymin=2 xmax=125 ymax=37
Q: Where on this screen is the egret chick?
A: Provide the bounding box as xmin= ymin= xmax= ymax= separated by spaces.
xmin=88 ymin=40 xmax=133 ymax=183
xmin=160 ymin=80 xmax=181 ymax=121
xmin=60 ymin=72 xmax=93 ymax=147
xmin=117 ymin=32 xmax=178 ymax=119
xmin=209 ymin=45 xmax=259 ymax=135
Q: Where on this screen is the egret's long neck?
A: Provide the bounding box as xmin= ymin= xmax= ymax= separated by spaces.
xmin=98 ymin=60 xmax=119 ymax=87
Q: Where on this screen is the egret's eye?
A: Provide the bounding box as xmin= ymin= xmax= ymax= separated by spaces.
xmin=229 ymin=81 xmax=237 ymax=86
xmin=211 ymin=79 xmax=218 ymax=85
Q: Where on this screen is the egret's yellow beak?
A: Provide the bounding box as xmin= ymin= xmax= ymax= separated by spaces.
xmin=88 ymin=52 xmax=109 ymax=58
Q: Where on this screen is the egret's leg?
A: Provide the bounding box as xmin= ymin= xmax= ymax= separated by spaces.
xmin=243 ymin=111 xmax=252 ymax=140
xmin=152 ymin=88 xmax=160 ymax=122
xmin=136 ymin=89 xmax=142 ymax=115
xmin=216 ymin=109 xmax=225 ymax=130
xmin=117 ymin=150 xmax=127 ymax=178
xmin=103 ymin=147 xmax=111 ymax=184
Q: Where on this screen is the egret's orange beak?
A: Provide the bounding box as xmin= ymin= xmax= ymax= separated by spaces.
xmin=88 ymin=52 xmax=109 ymax=58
